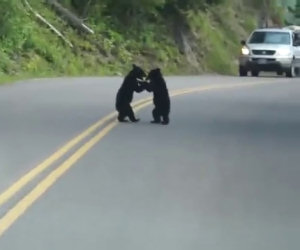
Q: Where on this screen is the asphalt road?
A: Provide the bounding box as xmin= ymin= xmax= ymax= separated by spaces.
xmin=0 ymin=75 xmax=299 ymax=250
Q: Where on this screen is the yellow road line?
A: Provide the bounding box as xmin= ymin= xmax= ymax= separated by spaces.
xmin=170 ymin=80 xmax=278 ymax=97
xmin=0 ymin=79 xmax=280 ymax=237
xmin=0 ymin=113 xmax=114 ymax=208
xmin=0 ymin=121 xmax=116 ymax=236
xmin=0 ymin=100 xmax=152 ymax=237
xmin=0 ymin=80 xmax=276 ymax=208
xmin=0 ymin=98 xmax=152 ymax=208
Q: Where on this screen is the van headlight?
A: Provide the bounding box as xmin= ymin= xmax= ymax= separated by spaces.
xmin=241 ymin=46 xmax=250 ymax=55
xmin=277 ymin=48 xmax=292 ymax=56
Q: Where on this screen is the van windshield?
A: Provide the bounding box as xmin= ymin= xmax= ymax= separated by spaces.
xmin=249 ymin=31 xmax=291 ymax=45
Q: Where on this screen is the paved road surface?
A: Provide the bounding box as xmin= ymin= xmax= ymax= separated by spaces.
xmin=0 ymin=76 xmax=299 ymax=250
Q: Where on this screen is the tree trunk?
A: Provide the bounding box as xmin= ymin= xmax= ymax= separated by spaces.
xmin=45 ymin=0 xmax=94 ymax=34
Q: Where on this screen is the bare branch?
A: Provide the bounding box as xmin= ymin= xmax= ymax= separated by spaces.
xmin=23 ymin=0 xmax=73 ymax=48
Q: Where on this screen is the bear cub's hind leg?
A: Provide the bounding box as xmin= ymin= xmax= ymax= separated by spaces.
xmin=127 ymin=106 xmax=140 ymax=122
xmin=161 ymin=115 xmax=169 ymax=125
xmin=151 ymin=108 xmax=161 ymax=123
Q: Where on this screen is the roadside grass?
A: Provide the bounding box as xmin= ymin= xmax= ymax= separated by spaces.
xmin=0 ymin=1 xmax=281 ymax=84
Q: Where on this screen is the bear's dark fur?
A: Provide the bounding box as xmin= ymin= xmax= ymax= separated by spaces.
xmin=145 ymin=68 xmax=170 ymax=125
xmin=116 ymin=65 xmax=146 ymax=122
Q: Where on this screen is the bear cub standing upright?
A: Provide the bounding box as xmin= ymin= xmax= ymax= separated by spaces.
xmin=115 ymin=64 xmax=146 ymax=122
xmin=145 ymin=68 xmax=170 ymax=125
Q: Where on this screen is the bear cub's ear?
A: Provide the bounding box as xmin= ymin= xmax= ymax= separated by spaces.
xmin=132 ymin=64 xmax=137 ymax=68
xmin=154 ymin=68 xmax=161 ymax=74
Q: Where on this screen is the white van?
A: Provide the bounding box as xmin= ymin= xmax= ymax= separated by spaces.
xmin=239 ymin=27 xmax=300 ymax=77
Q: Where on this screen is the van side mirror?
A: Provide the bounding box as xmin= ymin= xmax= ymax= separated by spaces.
xmin=241 ymin=40 xmax=246 ymax=46
xmin=293 ymin=40 xmax=300 ymax=47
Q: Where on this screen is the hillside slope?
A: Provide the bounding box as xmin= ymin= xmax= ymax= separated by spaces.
xmin=0 ymin=0 xmax=282 ymax=83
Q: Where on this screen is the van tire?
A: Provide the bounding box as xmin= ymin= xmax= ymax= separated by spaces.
xmin=239 ymin=66 xmax=247 ymax=77
xmin=251 ymin=70 xmax=259 ymax=77
xmin=286 ymin=65 xmax=295 ymax=78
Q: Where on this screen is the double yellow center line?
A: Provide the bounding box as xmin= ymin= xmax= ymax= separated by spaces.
xmin=0 ymin=80 xmax=277 ymax=237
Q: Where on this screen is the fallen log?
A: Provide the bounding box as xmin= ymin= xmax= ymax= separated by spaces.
xmin=45 ymin=0 xmax=94 ymax=34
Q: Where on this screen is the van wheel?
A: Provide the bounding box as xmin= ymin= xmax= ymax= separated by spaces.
xmin=251 ymin=70 xmax=259 ymax=77
xmin=286 ymin=61 xmax=296 ymax=78
xmin=239 ymin=66 xmax=247 ymax=77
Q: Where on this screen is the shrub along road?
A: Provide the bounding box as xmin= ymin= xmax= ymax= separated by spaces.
xmin=0 ymin=75 xmax=299 ymax=249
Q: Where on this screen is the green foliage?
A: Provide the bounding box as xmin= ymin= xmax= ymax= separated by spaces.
xmin=187 ymin=10 xmax=236 ymax=74
xmin=0 ymin=0 xmax=33 ymax=52
xmin=295 ymin=0 xmax=300 ymax=18
xmin=288 ymin=0 xmax=300 ymax=20
xmin=0 ymin=0 xmax=285 ymax=84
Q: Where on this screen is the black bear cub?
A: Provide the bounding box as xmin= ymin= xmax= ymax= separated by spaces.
xmin=116 ymin=64 xmax=146 ymax=122
xmin=145 ymin=68 xmax=170 ymax=125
